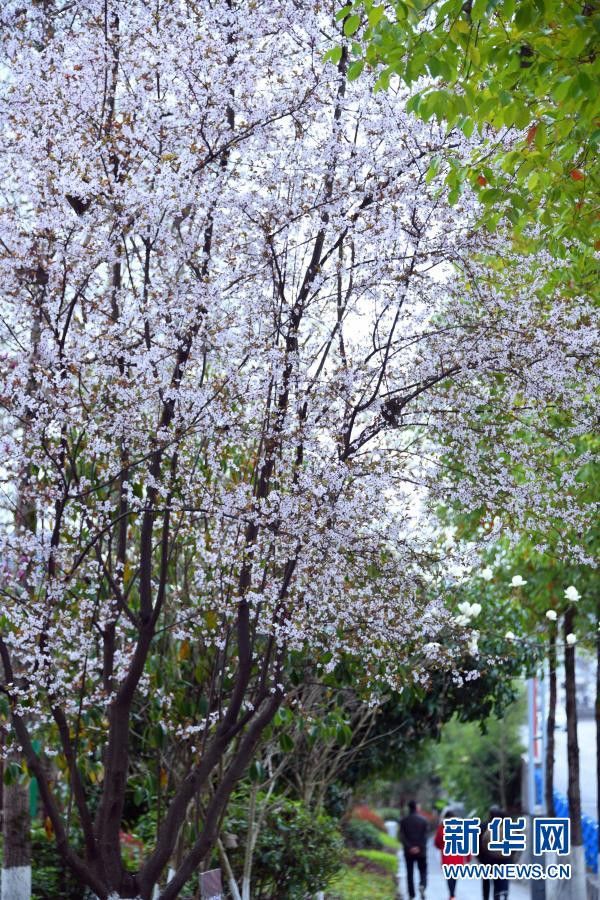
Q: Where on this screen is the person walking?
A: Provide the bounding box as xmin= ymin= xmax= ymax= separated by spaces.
xmin=434 ymin=810 xmax=471 ymax=899
xmin=479 ymin=807 xmax=509 ymax=900
xmin=400 ymin=800 xmax=428 ymax=899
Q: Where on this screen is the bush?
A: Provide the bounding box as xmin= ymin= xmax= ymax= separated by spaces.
xmin=341 ymin=818 xmax=384 ymax=850
xmin=350 ymin=804 xmax=386 ymax=831
xmin=376 ymin=807 xmax=402 ymax=824
xmin=30 ymin=822 xmax=83 ymax=900
xmin=378 ymin=831 xmax=401 ymax=852
xmin=224 ymin=792 xmax=344 ymax=899
xmin=324 ymin=781 xmax=352 ymax=819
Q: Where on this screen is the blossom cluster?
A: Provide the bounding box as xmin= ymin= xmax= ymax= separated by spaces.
xmin=0 ymin=0 xmax=594 ymax=728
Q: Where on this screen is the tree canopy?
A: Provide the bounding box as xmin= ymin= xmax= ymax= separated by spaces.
xmin=341 ymin=0 xmax=599 ymax=272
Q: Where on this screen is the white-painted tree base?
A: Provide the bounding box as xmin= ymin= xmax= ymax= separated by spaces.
xmin=93 ymin=894 xmax=142 ymax=899
xmin=545 ymin=845 xmax=586 ymax=900
xmin=106 ymin=894 xmax=142 ymax=899
xmin=1 ymin=865 xmax=31 ymax=900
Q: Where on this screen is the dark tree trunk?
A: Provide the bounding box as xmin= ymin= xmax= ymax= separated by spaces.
xmin=1 ymin=760 xmax=31 ymax=900
xmin=563 ymin=607 xmax=582 ymax=847
xmin=499 ymin=719 xmax=507 ymax=810
xmin=2 ymin=772 xmax=31 ymax=869
xmin=545 ymin=626 xmax=557 ymax=817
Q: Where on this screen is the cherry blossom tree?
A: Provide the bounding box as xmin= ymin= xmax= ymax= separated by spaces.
xmin=0 ymin=1 xmax=596 ymax=898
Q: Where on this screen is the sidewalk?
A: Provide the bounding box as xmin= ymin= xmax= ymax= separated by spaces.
xmin=398 ymin=841 xmax=530 ymax=900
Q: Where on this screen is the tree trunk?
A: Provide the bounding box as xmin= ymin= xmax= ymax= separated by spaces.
xmin=545 ymin=626 xmax=557 ymax=817
xmin=1 ymin=763 xmax=31 ymax=900
xmin=499 ymin=718 xmax=507 ymax=810
xmin=564 ymin=608 xmax=582 ymax=846
xmin=563 ymin=607 xmax=586 ymax=899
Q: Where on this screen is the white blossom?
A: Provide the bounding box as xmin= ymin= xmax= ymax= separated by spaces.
xmin=564 ymin=586 xmax=581 ymax=603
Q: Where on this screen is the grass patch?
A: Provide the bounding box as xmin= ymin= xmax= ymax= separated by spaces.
xmin=327 ymin=863 xmax=396 ymax=899
xmin=356 ymin=849 xmax=398 ymax=875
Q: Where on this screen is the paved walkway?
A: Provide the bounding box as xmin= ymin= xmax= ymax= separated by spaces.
xmin=398 ymin=841 xmax=530 ymax=900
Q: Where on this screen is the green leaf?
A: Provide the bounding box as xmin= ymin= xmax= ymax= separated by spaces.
xmin=337 ymin=724 xmax=353 ymax=745
xmin=472 ymin=0 xmax=489 ymax=21
xmin=515 ymin=3 xmax=534 ymax=29
xmin=344 ymin=15 xmax=361 ymax=36
xmin=461 ymin=116 xmax=475 ymax=138
xmin=406 ymin=92 xmax=422 ymax=114
xmin=552 ymin=78 xmax=573 ymax=102
xmin=323 ymin=46 xmax=343 ymax=65
xmin=335 ymin=5 xmax=353 ymax=21
xmin=425 ymin=155 xmax=441 ymax=183
xmin=279 ymin=732 xmax=294 ymax=752
xmin=347 ymin=59 xmax=365 ymax=80
xmin=249 ymin=760 xmax=265 ymax=783
xmin=367 ymin=4 xmax=385 ymax=26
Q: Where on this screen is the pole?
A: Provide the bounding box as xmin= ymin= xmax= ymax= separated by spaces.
xmin=529 ymin=676 xmax=546 ymax=899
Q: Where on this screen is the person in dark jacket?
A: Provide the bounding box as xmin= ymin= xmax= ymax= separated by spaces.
xmin=479 ymin=806 xmax=509 ymax=900
xmin=400 ymin=799 xmax=428 ymax=899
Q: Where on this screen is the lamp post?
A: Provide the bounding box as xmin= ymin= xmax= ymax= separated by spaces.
xmin=528 ymin=675 xmax=546 ymax=899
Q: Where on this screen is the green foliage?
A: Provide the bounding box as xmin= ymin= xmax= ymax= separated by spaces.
xmin=324 ymin=781 xmax=353 ymax=819
xmin=338 ymin=650 xmax=526 ymax=788
xmin=375 ymin=806 xmax=402 ymax=824
xmin=29 ymin=823 xmax=83 ymax=900
xmin=341 ymin=817 xmax=385 ymax=850
xmin=433 ymin=695 xmax=526 ymax=816
xmin=338 ymin=0 xmax=600 ymax=268
xmin=224 ymin=793 xmax=345 ymax=899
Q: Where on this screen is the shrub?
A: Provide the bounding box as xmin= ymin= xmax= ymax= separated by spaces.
xmin=341 ymin=818 xmax=384 ymax=850
xmin=324 ymin=781 xmax=352 ymax=819
xmin=350 ymin=804 xmax=386 ymax=831
xmin=376 ymin=807 xmax=402 ymax=824
xmin=378 ymin=831 xmax=401 ymax=852
xmin=224 ymin=792 xmax=344 ymax=899
xmin=30 ymin=822 xmax=83 ymax=900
